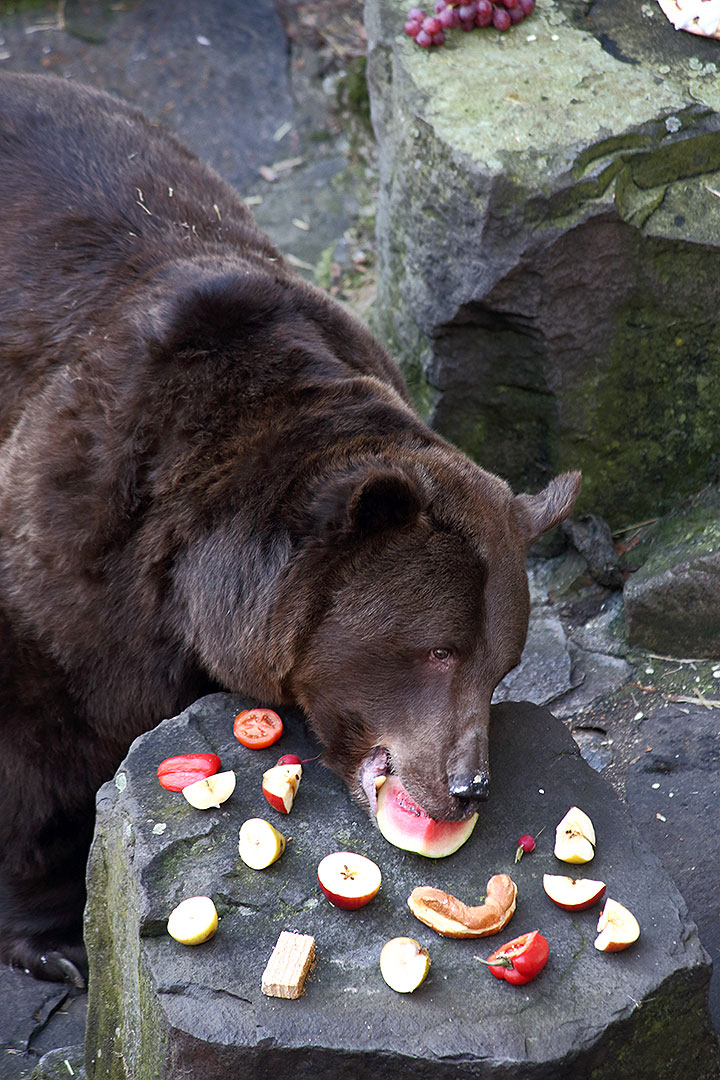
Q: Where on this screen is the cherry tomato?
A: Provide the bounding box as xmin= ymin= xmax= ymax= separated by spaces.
xmin=485 ymin=930 xmax=549 ymax=985
xmin=157 ymin=753 xmax=221 ymax=792
xmin=233 ymin=708 xmax=283 ymax=749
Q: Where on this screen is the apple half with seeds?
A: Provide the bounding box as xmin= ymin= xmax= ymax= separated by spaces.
xmin=375 ymin=775 xmax=478 ymax=858
xmin=543 ymin=873 xmax=606 ymax=911
xmin=317 ymin=851 xmax=382 ymax=910
xmin=594 ymin=897 xmax=640 ymax=952
xmin=167 ymin=896 xmax=218 ymax=945
xmin=262 ymin=762 xmax=302 ymax=814
xmin=380 ymin=936 xmax=431 ymax=993
xmin=238 ymin=817 xmax=287 ymax=870
xmin=554 ymin=806 xmax=596 ymax=864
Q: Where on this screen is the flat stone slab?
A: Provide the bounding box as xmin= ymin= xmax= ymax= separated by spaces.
xmin=83 ymin=694 xmax=718 ymax=1079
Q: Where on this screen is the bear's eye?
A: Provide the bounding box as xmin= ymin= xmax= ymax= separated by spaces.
xmin=430 ymin=647 xmax=452 ymax=662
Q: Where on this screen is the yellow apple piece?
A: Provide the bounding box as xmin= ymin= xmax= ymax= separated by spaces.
xmin=239 ymin=817 xmax=287 ymax=869
xmin=380 ymin=936 xmax=431 ymax=993
xmin=182 ymin=769 xmax=236 ymax=809
xmin=167 ymin=895 xmax=218 ymax=945
xmin=554 ymin=805 xmax=596 ymax=864
xmin=594 ymin=897 xmax=640 ymax=952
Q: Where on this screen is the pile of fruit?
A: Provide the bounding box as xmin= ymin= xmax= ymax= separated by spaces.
xmin=404 ymin=0 xmax=535 ymax=47
xmin=155 ymin=707 xmax=641 ymax=998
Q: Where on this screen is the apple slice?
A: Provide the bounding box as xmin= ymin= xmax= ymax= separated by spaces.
xmin=594 ymin=897 xmax=640 ymax=952
xmin=380 ymin=936 xmax=431 ymax=993
xmin=238 ymin=817 xmax=287 ymax=869
xmin=317 ymin=851 xmax=382 ymax=910
xmin=543 ymin=873 xmax=606 ymax=911
xmin=554 ymin=806 xmax=596 ymax=864
xmin=375 ymin=775 xmax=478 ymax=858
xmin=167 ymin=896 xmax=218 ymax=945
xmin=182 ymin=769 xmax=236 ymax=809
xmin=262 ymin=763 xmax=302 ymax=814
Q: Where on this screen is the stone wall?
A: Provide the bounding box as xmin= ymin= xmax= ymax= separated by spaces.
xmin=365 ymin=0 xmax=720 ymax=525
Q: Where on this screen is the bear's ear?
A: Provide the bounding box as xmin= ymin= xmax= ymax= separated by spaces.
xmin=145 ymin=265 xmax=285 ymax=361
xmin=311 ymin=466 xmax=424 ymax=541
xmin=515 ymin=470 xmax=582 ymax=546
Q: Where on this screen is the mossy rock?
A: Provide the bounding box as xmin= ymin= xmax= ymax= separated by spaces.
xmin=365 ymin=0 xmax=720 ymax=525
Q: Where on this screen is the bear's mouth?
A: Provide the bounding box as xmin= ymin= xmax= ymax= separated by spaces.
xmin=359 ymin=746 xmax=392 ymax=818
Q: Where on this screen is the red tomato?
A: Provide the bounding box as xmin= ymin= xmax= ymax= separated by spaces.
xmin=157 ymin=753 xmax=221 ymax=792
xmin=233 ymin=708 xmax=283 ymax=749
xmin=485 ymin=930 xmax=549 ymax=985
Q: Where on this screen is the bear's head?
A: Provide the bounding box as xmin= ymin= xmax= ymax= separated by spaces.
xmin=270 ymin=457 xmax=581 ymax=824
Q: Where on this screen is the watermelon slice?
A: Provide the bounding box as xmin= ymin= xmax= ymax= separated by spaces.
xmin=375 ymin=774 xmax=478 ymax=858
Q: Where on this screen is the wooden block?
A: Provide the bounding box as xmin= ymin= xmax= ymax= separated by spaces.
xmin=261 ymin=931 xmax=315 ymax=999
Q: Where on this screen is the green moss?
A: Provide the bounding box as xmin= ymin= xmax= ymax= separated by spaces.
xmin=565 ymin=269 xmax=720 ymax=524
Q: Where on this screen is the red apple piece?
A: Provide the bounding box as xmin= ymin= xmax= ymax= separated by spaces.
xmin=262 ymin=762 xmax=302 ymax=814
xmin=594 ymin=897 xmax=640 ymax=952
xmin=380 ymin=936 xmax=430 ymax=993
xmin=375 ymin=774 xmax=478 ymax=858
xmin=543 ymin=873 xmax=606 ymax=911
xmin=317 ymin=851 xmax=382 ymax=910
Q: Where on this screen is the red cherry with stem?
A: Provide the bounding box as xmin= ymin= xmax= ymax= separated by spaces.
xmin=514 ymin=827 xmax=545 ymax=863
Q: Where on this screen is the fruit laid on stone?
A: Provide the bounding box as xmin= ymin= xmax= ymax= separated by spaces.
xmin=262 ymin=761 xmax=302 ymax=814
xmin=479 ymin=929 xmax=549 ymax=985
xmin=166 ymin=896 xmax=219 ymax=945
xmin=404 ymin=0 xmax=535 ymax=47
xmin=543 ymin=873 xmax=606 ymax=912
xmin=594 ymin=898 xmax=640 ymax=952
xmin=233 ymin=707 xmax=283 ymax=748
xmin=376 ymin=774 xmax=478 ymax=857
xmin=514 ymin=832 xmax=537 ymax=863
xmin=380 ymin=936 xmax=431 ymax=993
xmin=317 ymin=851 xmax=382 ymax=910
xmin=238 ymin=817 xmax=287 ymax=869
xmin=408 ymin=873 xmax=517 ymax=938
xmin=554 ymin=806 xmax=596 ymax=864
xmin=156 ymin=752 xmax=221 ymax=792
xmin=182 ymin=769 xmax=236 ymax=809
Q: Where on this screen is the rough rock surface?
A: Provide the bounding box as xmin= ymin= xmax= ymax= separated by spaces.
xmin=83 ymin=693 xmax=718 ymax=1080
xmin=623 ymin=488 xmax=720 ymax=656
xmin=365 ymin=0 xmax=720 ymax=525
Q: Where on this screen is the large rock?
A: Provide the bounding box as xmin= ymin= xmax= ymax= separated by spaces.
xmin=83 ymin=693 xmax=718 ymax=1079
xmin=624 ymin=488 xmax=720 ymax=656
xmin=365 ymin=0 xmax=720 ymax=525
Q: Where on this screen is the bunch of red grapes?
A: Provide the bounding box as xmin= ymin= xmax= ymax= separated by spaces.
xmin=404 ymin=0 xmax=535 ymax=47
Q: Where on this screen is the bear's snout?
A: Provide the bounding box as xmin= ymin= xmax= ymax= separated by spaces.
xmin=448 ymin=770 xmax=490 ymax=804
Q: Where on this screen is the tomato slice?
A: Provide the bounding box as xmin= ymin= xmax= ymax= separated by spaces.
xmin=233 ymin=708 xmax=283 ymax=749
xmin=157 ymin=753 xmax=221 ymax=792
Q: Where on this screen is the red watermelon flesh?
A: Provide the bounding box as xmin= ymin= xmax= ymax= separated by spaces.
xmin=375 ymin=774 xmax=478 ymax=857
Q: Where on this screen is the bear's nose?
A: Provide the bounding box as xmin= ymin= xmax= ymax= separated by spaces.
xmin=449 ymin=772 xmax=490 ymax=802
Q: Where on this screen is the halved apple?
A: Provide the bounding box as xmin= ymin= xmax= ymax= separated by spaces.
xmin=554 ymin=806 xmax=596 ymax=864
xmin=238 ymin=817 xmax=287 ymax=869
xmin=262 ymin=763 xmax=302 ymax=814
xmin=375 ymin=775 xmax=478 ymax=858
xmin=543 ymin=873 xmax=606 ymax=911
xmin=594 ymin=897 xmax=640 ymax=952
xmin=167 ymin=896 xmax=218 ymax=945
xmin=317 ymin=851 xmax=382 ymax=910
xmin=380 ymin=936 xmax=431 ymax=993
xmin=182 ymin=769 xmax=236 ymax=809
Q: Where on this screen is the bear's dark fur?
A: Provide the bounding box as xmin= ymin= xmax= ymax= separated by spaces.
xmin=0 ymin=73 xmax=580 ymax=985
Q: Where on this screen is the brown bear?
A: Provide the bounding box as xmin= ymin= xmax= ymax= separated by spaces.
xmin=0 ymin=73 xmax=580 ymax=986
